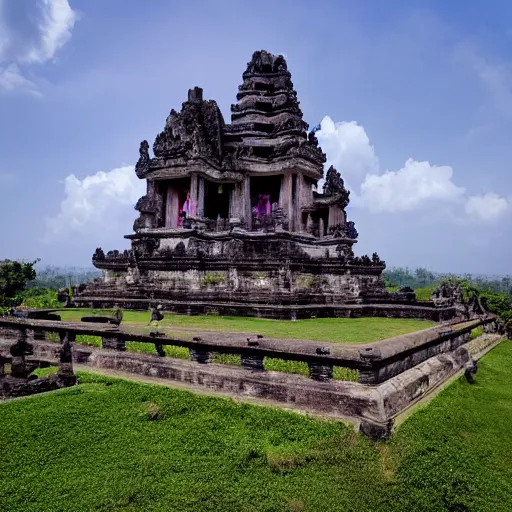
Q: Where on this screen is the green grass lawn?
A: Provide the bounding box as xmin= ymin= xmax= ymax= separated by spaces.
xmin=57 ymin=308 xmax=433 ymax=343
xmin=1 ymin=342 xmax=512 ymax=511
xmin=51 ymin=310 xmax=433 ymax=382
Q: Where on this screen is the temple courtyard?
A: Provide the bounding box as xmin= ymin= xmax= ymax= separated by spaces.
xmin=57 ymin=308 xmax=434 ymax=343
xmin=1 ymin=341 xmax=511 ymax=512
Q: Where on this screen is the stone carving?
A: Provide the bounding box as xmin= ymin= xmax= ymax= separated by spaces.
xmin=10 ymin=332 xmax=34 ymax=379
xmin=346 ymin=221 xmax=358 ymax=240
xmin=323 ymin=166 xmax=344 ymax=195
xmin=224 ymin=239 xmax=244 ymax=258
xmin=174 ymin=241 xmax=186 ymax=256
xmin=322 ymin=166 xmax=350 ymax=209
xmin=431 ymin=281 xmax=487 ymax=320
xmin=135 ymin=140 xmax=150 ymax=178
xmin=308 ymin=130 xmax=319 ymax=147
xmin=93 ymin=247 xmax=105 ymax=262
xmin=1 ymin=330 xmax=77 ymax=398
xmin=151 ymin=91 xmax=224 ymax=166
xmin=244 ymin=50 xmax=288 ymax=75
xmin=329 ymin=224 xmax=345 ymax=238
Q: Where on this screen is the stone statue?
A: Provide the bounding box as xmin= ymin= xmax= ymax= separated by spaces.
xmin=135 ymin=140 xmax=150 ymax=178
xmin=112 ymin=305 xmax=123 ymax=326
xmin=9 ymin=331 xmax=34 ymax=379
xmin=346 ymin=221 xmax=359 ymax=239
xmin=58 ymin=333 xmax=77 ymax=386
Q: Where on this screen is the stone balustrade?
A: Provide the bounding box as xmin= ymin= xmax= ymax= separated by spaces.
xmin=0 ymin=315 xmax=498 ymax=385
xmin=0 ymin=315 xmax=501 ymax=440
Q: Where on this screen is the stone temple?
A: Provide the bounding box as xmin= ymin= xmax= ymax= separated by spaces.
xmin=70 ymin=50 xmax=449 ymax=320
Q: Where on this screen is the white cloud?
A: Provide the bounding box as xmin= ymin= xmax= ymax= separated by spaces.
xmin=317 ymin=115 xmax=510 ymax=224
xmin=465 ymin=193 xmax=510 ymax=222
xmin=316 ymin=116 xmax=379 ymax=188
xmin=360 ymin=159 xmax=465 ymax=213
xmin=0 ymin=0 xmax=78 ymax=94
xmin=0 ymin=63 xmax=41 ymax=96
xmin=24 ymin=0 xmax=77 ymax=64
xmin=44 ymin=166 xmax=145 ymax=242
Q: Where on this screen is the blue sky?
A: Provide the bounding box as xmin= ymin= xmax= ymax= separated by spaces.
xmin=1 ymin=0 xmax=511 ymax=274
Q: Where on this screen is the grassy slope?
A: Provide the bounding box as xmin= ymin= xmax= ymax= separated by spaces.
xmin=57 ymin=309 xmax=433 ymax=343
xmin=2 ymin=343 xmax=512 ymax=511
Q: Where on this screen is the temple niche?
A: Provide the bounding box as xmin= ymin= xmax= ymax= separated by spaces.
xmin=71 ymin=50 xmax=394 ymax=318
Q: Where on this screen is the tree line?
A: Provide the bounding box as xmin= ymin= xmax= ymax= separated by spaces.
xmin=0 ymin=260 xmax=100 ymax=313
xmin=384 ymin=267 xmax=512 ymax=297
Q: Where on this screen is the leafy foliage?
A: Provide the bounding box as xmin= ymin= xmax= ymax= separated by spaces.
xmin=18 ymin=288 xmax=61 ymax=309
xmin=384 ymin=267 xmax=512 ymax=299
xmin=480 ymin=292 xmax=511 ymax=318
xmin=437 ymin=276 xmax=512 ymax=320
xmin=384 ymin=269 xmax=512 ymax=320
xmin=0 ymin=259 xmax=38 ymax=307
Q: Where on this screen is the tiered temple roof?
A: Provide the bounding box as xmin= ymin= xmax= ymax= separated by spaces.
xmin=135 ymin=50 xmax=325 ymax=182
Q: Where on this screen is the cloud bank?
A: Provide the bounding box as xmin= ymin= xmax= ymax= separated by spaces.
xmin=44 ymin=166 xmax=145 ymax=243
xmin=0 ymin=0 xmax=78 ymax=95
xmin=44 ymin=115 xmax=510 ymax=261
xmin=316 ymin=116 xmax=510 ymax=223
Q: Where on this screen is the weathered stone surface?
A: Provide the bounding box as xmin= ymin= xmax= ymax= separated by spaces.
xmin=240 ymin=351 xmax=265 ymax=371
xmin=0 ymin=330 xmax=77 ymax=398
xmin=102 ymin=336 xmax=126 ymax=351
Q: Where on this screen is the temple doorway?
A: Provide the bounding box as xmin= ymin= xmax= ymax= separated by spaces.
xmin=204 ymin=181 xmax=233 ymax=220
xmin=164 ymin=178 xmax=191 ymax=228
xmin=250 ymin=175 xmax=281 ymax=220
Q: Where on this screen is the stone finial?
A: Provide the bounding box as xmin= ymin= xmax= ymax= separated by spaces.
xmin=245 ymin=50 xmax=288 ymax=74
xmin=188 ymin=87 xmax=203 ymax=102
xmin=135 ymin=140 xmax=150 ymax=178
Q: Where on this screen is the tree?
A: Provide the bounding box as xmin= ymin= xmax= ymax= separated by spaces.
xmin=0 ymin=259 xmax=39 ymax=307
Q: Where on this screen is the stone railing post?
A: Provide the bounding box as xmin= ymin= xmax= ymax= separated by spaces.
xmin=0 ymin=354 xmax=6 ymax=377
xmin=308 ymin=347 xmax=334 ymax=381
xmin=154 ymin=343 xmax=166 ymax=357
xmin=32 ymin=329 xmax=46 ymax=341
xmin=11 ymin=328 xmax=33 ymax=379
xmin=241 ymin=336 xmax=265 ymax=370
xmin=308 ymin=361 xmax=333 ymax=381
xmin=58 ymin=332 xmax=77 ymax=386
xmin=358 ymin=347 xmax=382 ymax=385
xmin=189 ymin=349 xmax=211 ymax=364
xmin=189 ymin=337 xmax=210 ymax=364
xmin=101 ymin=336 xmax=126 ymax=351
xmin=240 ymin=352 xmax=265 ymax=371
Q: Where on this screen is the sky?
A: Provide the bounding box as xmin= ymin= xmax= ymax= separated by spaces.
xmin=1 ymin=0 xmax=512 ymax=274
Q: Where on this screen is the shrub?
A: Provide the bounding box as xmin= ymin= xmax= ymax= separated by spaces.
xmin=470 ymin=327 xmax=483 ymax=340
xmin=0 ymin=259 xmax=38 ymax=307
xmin=141 ymin=402 xmax=164 ymax=421
xmin=19 ymin=288 xmax=61 ymax=309
xmin=266 ymin=449 xmax=304 ymax=473
xmin=202 ymin=273 xmax=226 ymax=286
xmin=480 ymin=292 xmax=511 ymax=318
